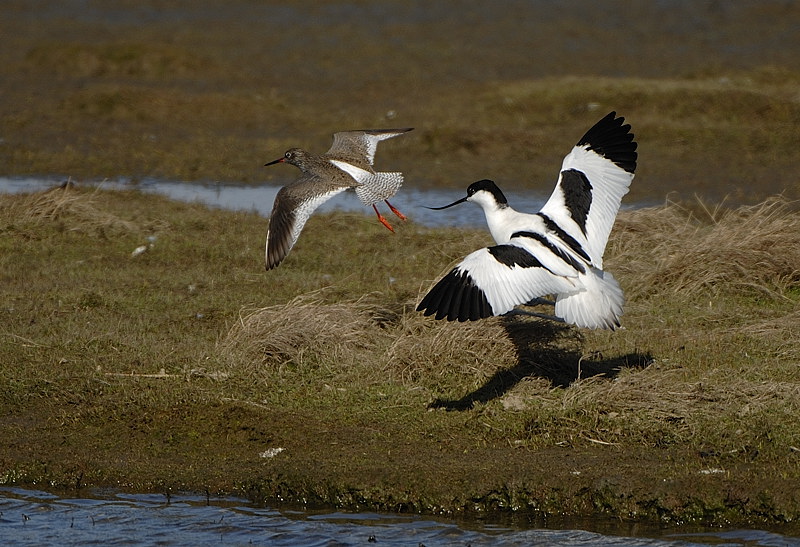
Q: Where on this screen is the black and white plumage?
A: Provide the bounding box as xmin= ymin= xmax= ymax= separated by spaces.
xmin=263 ymin=128 xmax=413 ymax=270
xmin=416 ymin=112 xmax=637 ymax=329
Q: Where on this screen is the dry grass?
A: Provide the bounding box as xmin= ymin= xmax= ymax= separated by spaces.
xmin=740 ymin=309 xmax=800 ymax=361
xmin=611 ymin=196 xmax=800 ymax=299
xmin=219 ymin=290 xmax=525 ymax=388
xmin=15 ymin=182 xmax=149 ymax=236
xmin=386 ymin=313 xmax=520 ymax=383
xmin=529 ymin=363 xmax=800 ymax=449
xmin=220 ymin=292 xmax=397 ymax=372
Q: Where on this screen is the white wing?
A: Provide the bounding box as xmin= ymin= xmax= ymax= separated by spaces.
xmin=329 ymin=159 xmax=371 ymax=183
xmin=417 ymin=240 xmax=579 ymax=322
xmin=539 ymin=112 xmax=636 ymax=268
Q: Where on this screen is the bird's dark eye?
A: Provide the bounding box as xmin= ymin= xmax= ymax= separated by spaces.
xmin=285 ymin=151 xmax=291 ymax=159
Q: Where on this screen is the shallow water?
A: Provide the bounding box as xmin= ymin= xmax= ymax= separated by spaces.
xmin=2 ymin=487 xmax=799 ymax=547
xmin=0 ymin=176 xmax=649 ymax=229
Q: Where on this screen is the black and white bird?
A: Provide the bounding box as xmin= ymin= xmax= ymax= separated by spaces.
xmin=416 ymin=112 xmax=637 ymax=329
xmin=263 ymin=128 xmax=413 ymax=270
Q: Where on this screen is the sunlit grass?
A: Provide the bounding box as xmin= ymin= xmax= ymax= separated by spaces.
xmin=2 ymin=186 xmax=798 ymax=522
xmin=3 ymin=37 xmax=800 ymax=204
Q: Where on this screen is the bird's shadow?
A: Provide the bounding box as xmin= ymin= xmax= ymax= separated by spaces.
xmin=429 ymin=316 xmax=653 ymax=411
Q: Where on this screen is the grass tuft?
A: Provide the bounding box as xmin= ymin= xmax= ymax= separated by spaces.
xmin=16 ymin=183 xmax=148 ymax=236
xmin=220 ymin=292 xmax=397 ymax=372
xmin=611 ymin=196 xmax=800 ymax=299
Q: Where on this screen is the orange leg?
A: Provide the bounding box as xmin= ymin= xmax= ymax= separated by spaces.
xmin=385 ymin=199 xmax=407 ymax=221
xmin=373 ymin=204 xmax=395 ymax=232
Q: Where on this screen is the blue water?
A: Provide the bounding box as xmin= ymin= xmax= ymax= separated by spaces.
xmin=0 ymin=176 xmax=650 ymax=229
xmin=2 ymin=487 xmax=799 ymax=547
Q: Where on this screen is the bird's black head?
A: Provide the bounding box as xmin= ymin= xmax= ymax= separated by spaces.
xmin=425 ymin=179 xmax=508 ymax=211
xmin=466 ymin=179 xmax=507 ymax=205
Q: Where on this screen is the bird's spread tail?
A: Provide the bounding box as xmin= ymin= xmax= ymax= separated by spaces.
xmin=354 ymin=172 xmax=404 ymax=205
xmin=554 ymin=268 xmax=623 ymax=330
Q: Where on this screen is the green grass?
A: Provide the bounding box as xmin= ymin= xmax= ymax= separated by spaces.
xmin=3 ymin=70 xmax=800 ymax=201
xmin=2 ymin=9 xmax=800 ymax=204
xmin=1 ymin=186 xmax=799 ymax=524
xmin=2 ymin=2 xmax=800 ymax=524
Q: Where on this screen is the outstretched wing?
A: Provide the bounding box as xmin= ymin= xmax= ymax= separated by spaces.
xmin=327 ymin=128 xmax=413 ymax=168
xmin=538 ymin=112 xmax=637 ymax=268
xmin=265 ymin=176 xmax=348 ymax=270
xmin=417 ymin=238 xmax=579 ymax=322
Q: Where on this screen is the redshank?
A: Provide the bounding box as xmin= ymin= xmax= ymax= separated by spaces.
xmin=263 ymin=127 xmax=413 ymax=270
xmin=417 ymin=112 xmax=637 ymax=329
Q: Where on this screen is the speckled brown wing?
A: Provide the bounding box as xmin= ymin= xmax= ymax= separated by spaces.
xmin=265 ymin=176 xmax=349 ymax=270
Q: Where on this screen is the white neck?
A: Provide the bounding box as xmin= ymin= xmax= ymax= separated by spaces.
xmin=467 ymin=192 xmax=525 ymax=244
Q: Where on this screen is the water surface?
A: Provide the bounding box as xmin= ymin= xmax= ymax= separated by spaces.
xmin=0 ymin=176 xmax=651 ymax=229
xmin=2 ymin=487 xmax=798 ymax=547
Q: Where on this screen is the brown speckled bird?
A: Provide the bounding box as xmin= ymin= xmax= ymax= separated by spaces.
xmin=263 ymin=128 xmax=413 ymax=270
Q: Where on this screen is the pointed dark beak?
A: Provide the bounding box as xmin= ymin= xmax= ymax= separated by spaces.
xmin=264 ymin=157 xmax=285 ymax=167
xmin=424 ymin=196 xmax=468 ymax=210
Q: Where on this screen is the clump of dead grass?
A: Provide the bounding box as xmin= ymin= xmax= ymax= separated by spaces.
xmin=611 ymin=196 xmax=800 ymax=299
xmin=218 ymin=290 xmax=589 ymax=398
xmin=386 ymin=313 xmax=519 ymax=384
xmin=219 ymin=292 xmax=398 ymax=375
xmin=220 ymin=292 xmax=534 ymax=386
xmin=17 ymin=183 xmax=142 ymax=235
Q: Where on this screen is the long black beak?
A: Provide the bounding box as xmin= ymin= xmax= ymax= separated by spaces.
xmin=264 ymin=157 xmax=285 ymax=166
xmin=424 ymin=196 xmax=468 ymax=210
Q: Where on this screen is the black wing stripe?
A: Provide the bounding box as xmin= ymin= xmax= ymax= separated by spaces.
xmin=535 ymin=213 xmax=592 ymax=263
xmin=487 ymin=245 xmax=545 ymax=269
xmin=510 ymin=230 xmax=587 ymax=274
xmin=559 ymin=169 xmax=592 ymax=236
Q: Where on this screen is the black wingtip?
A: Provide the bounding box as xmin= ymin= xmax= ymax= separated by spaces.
xmin=577 ymin=111 xmax=638 ymax=174
xmin=417 ymin=269 xmax=493 ymax=322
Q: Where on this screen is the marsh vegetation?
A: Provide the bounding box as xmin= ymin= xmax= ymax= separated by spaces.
xmin=1 ymin=0 xmax=800 ymax=526
xmin=1 ymin=186 xmax=798 ymax=523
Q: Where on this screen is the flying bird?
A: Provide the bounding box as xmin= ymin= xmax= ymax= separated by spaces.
xmin=264 ymin=127 xmax=413 ymax=270
xmin=417 ymin=112 xmax=637 ymax=329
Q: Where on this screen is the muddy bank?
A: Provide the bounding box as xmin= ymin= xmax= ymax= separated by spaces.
xmin=5 ymin=398 xmax=799 ymax=527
